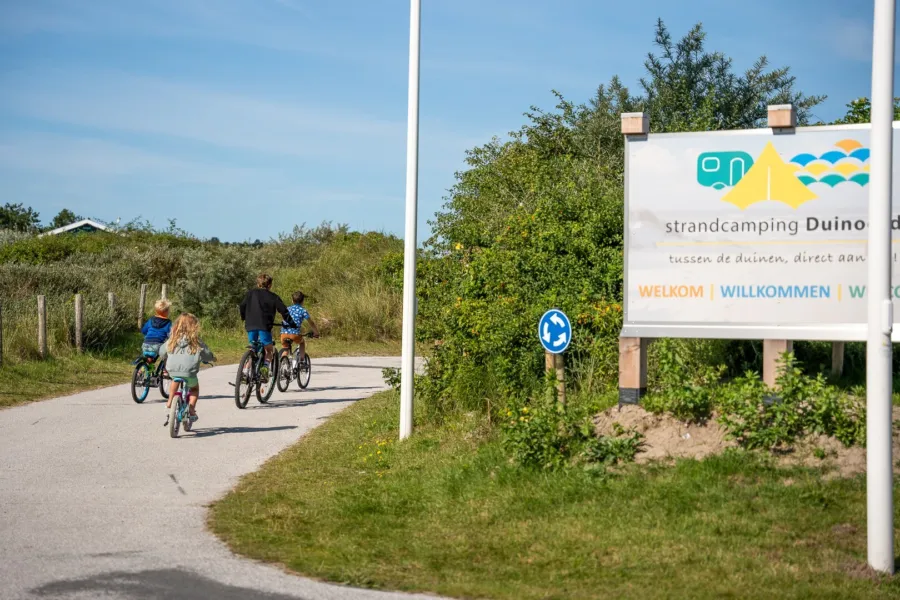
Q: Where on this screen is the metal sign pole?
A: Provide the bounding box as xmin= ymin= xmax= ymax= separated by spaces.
xmin=399 ymin=0 xmax=421 ymax=440
xmin=867 ymin=0 xmax=896 ymax=575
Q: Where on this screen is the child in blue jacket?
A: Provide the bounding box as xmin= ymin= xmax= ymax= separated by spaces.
xmin=141 ymin=299 xmax=172 ymax=359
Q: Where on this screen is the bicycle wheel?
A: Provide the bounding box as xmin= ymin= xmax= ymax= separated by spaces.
xmin=235 ymin=350 xmax=255 ymax=409
xmin=131 ymin=362 xmax=151 ymax=403
xmin=168 ymin=397 xmax=181 ymax=438
xmin=276 ymin=350 xmax=292 ymax=393
xmin=157 ymin=358 xmax=171 ymax=399
xmin=297 ymin=352 xmax=311 ymax=389
xmin=256 ymin=352 xmax=277 ymax=404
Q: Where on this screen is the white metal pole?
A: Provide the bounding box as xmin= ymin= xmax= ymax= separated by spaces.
xmin=399 ymin=0 xmax=421 ymax=440
xmin=867 ymin=0 xmax=896 ymax=575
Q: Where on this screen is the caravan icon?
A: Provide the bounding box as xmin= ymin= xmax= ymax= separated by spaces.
xmin=697 ymin=151 xmax=754 ymax=189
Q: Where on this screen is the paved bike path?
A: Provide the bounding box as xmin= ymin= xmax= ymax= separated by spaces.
xmin=0 ymin=357 xmax=442 ymax=600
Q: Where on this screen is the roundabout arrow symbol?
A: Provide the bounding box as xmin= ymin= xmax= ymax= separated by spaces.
xmin=550 ymin=313 xmax=566 ymax=328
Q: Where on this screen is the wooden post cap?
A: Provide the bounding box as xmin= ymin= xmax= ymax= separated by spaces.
xmin=621 ymin=112 xmax=649 ymax=135
xmin=767 ymin=104 xmax=797 ymax=129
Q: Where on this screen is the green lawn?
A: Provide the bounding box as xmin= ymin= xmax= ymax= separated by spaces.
xmin=1 ymin=332 xmax=399 ymax=409
xmin=209 ymin=391 xmax=899 ymax=600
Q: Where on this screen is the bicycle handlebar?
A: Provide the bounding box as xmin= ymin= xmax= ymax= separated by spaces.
xmin=273 ymin=323 xmax=317 ymax=337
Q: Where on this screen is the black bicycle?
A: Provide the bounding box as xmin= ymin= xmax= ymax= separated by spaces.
xmin=276 ymin=331 xmax=316 ymax=392
xmin=130 ymin=352 xmax=170 ymax=403
xmin=232 ymin=325 xmax=289 ymax=408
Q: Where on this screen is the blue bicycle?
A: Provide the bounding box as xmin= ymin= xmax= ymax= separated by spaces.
xmin=167 ymin=378 xmax=194 ymax=438
xmin=131 ymin=351 xmax=169 ymax=404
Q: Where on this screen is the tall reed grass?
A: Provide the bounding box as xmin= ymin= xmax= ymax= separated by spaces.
xmin=0 ymin=225 xmax=403 ymax=367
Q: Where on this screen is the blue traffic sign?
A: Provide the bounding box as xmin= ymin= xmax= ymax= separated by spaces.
xmin=538 ymin=309 xmax=571 ymax=354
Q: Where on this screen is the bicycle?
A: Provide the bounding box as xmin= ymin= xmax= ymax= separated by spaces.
xmin=232 ymin=325 xmax=285 ymax=409
xmin=276 ymin=331 xmax=317 ymax=392
xmin=131 ymin=351 xmax=170 ymax=403
xmin=167 ymin=377 xmax=194 ymax=438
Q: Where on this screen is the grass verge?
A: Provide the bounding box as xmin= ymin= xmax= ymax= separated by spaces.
xmin=209 ymin=391 xmax=900 ymax=600
xmin=1 ymin=334 xmax=399 ymax=409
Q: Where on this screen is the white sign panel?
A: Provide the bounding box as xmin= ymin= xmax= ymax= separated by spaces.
xmin=622 ymin=123 xmax=900 ymax=341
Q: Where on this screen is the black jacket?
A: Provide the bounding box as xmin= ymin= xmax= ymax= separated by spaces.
xmin=239 ymin=288 xmax=296 ymax=332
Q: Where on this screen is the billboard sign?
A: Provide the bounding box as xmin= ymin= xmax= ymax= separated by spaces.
xmin=622 ymin=123 xmax=900 ymax=341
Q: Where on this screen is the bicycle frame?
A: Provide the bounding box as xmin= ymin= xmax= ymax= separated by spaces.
xmin=248 ymin=341 xmax=266 ymax=382
xmin=131 ymin=355 xmax=166 ymax=386
xmin=168 ymin=378 xmax=193 ymax=437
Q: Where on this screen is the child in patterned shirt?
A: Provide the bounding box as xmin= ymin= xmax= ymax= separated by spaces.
xmin=279 ymin=291 xmax=320 ymax=363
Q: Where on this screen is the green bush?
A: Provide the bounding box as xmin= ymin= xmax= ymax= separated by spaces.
xmin=0 ymin=293 xmax=137 ymax=360
xmin=178 ymin=247 xmax=257 ymax=326
xmin=716 ymin=355 xmax=866 ymax=449
xmin=0 ymin=229 xmax=32 ymax=247
xmin=0 ymin=231 xmax=120 ymax=264
xmin=1 ymin=222 xmax=403 ymax=369
xmin=415 ymin=157 xmax=626 ymax=416
xmin=643 ymin=338 xmax=726 ymax=423
xmin=640 ymin=348 xmax=867 ymax=449
xmin=501 ymin=387 xmax=642 ymax=470
xmin=65 ymin=297 xmax=135 ymax=353
xmin=0 ymin=263 xmax=95 ymax=299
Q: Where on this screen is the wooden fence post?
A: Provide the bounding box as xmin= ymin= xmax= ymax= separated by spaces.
xmin=138 ymin=283 xmax=148 ymax=328
xmin=108 ymin=292 xmax=116 ymax=313
xmin=38 ymin=295 xmax=48 ymax=359
xmin=763 ymin=339 xmax=793 ymax=388
xmin=74 ymin=294 xmax=84 ymax=353
xmin=618 ymin=337 xmax=648 ymax=405
xmin=161 ymin=284 xmax=168 ymax=301
xmin=554 ymin=353 xmax=565 ymax=405
xmin=545 ymin=351 xmax=566 ymax=405
xmin=831 ymin=342 xmax=845 ymax=378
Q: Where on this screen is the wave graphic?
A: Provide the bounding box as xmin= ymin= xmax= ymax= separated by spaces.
xmin=789 ymin=153 xmax=818 ymax=166
xmin=788 ymin=139 xmax=870 ymax=187
xmin=850 ymin=148 xmax=870 ymax=162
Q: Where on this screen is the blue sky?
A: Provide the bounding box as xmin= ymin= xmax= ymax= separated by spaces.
xmin=0 ymin=0 xmax=892 ymax=241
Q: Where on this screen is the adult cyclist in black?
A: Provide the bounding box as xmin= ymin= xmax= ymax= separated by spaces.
xmin=239 ymin=273 xmax=297 ymax=379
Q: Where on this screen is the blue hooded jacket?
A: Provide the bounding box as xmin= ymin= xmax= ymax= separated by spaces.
xmin=141 ymin=316 xmax=172 ymax=344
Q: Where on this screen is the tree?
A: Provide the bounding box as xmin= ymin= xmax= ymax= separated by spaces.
xmin=831 ymin=97 xmax=900 ymax=124
xmin=640 ymin=20 xmax=825 ymax=132
xmin=49 ymin=209 xmax=80 ymax=230
xmin=0 ymin=203 xmax=40 ymax=232
xmin=414 ymin=20 xmax=827 ymax=421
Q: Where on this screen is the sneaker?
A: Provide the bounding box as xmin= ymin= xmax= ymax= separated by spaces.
xmin=189 ymin=414 xmax=199 ymax=423
xmin=260 ymin=365 xmax=270 ymax=380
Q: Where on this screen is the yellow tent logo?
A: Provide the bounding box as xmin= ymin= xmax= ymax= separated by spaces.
xmin=721 ymin=142 xmax=817 ymax=209
xmin=697 ymin=139 xmax=869 ymax=210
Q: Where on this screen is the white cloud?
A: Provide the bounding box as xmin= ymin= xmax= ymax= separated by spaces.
xmin=0 ymin=67 xmax=483 ymax=178
xmin=0 ymin=132 xmax=263 ymax=184
xmin=0 ymin=130 xmax=409 ymax=234
xmin=422 ymin=58 xmax=597 ymax=90
xmin=0 ymin=0 xmax=396 ymax=66
xmin=0 ymin=68 xmax=406 ymax=161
